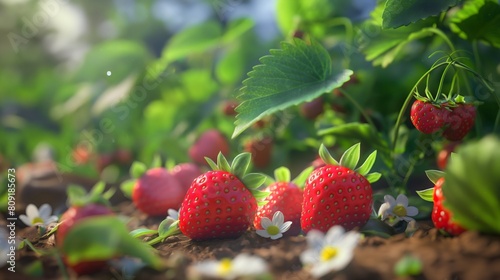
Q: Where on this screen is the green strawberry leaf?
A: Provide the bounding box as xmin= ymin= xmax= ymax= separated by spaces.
xmin=318 ymin=144 xmax=339 ymax=165
xmin=365 ymin=172 xmax=382 ymax=184
xmin=394 ymin=255 xmax=423 ymax=277
xmin=242 ymin=173 xmax=267 ymax=190
xmin=89 ymin=181 xmax=105 ymax=197
xmin=292 ymin=166 xmax=314 ymax=188
xmin=253 ymin=190 xmax=271 ymax=207
xmin=356 ymin=151 xmax=377 ymax=177
xmin=158 ymin=218 xmax=178 ymax=237
xmin=425 ymin=170 xmax=445 ymax=185
xmin=450 ymin=0 xmax=500 ymax=48
xmin=232 ymin=39 xmax=353 ymax=137
xmin=274 ymin=167 xmax=291 ymax=182
xmin=443 ymin=136 xmax=500 ymax=234
xmin=62 ymin=216 xmax=162 ymax=270
xmin=120 ymin=179 xmax=136 ymax=199
xmin=130 ymin=161 xmax=147 ymax=179
xmin=339 ymin=143 xmax=361 ymax=170
xmin=217 ymin=152 xmax=231 ymax=173
xmin=416 ymin=188 xmax=434 ymax=202
xmin=382 ymin=0 xmax=461 ymax=29
xmin=130 ymin=228 xmax=158 ymax=238
xmin=221 ymin=18 xmax=254 ymax=44
xmin=230 ymin=152 xmax=251 ymax=179
xmin=205 ymin=157 xmax=219 ymax=171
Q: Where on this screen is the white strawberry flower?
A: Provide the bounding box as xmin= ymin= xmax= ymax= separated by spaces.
xmin=190 ymin=253 xmax=268 ymax=279
xmin=301 ymin=225 xmax=360 ymax=278
xmin=256 ymin=211 xmax=292 ymax=240
xmin=167 ymin=208 xmax=179 ymax=221
xmin=19 ymin=204 xmax=58 ymax=227
xmin=378 ymin=194 xmax=419 ymax=224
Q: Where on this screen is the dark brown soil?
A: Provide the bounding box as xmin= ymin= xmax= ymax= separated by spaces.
xmin=2 ymin=200 xmax=500 ymax=280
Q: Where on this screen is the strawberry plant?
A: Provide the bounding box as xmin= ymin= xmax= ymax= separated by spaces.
xmin=178 ymin=152 xmax=268 ymax=241
xmin=253 ymin=166 xmax=313 ymax=236
xmin=301 ymin=143 xmax=381 ymax=233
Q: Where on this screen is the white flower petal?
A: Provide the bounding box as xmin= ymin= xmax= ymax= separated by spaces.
xmin=324 ymin=249 xmax=354 ymax=271
xmin=232 ymin=254 xmax=268 ymax=275
xmin=270 ymin=233 xmax=283 ymax=240
xmin=300 ymin=249 xmax=320 ymax=265
xmin=325 ymin=226 xmax=345 ymax=245
xmin=341 ymin=231 xmax=361 ymax=249
xmin=306 ymin=230 xmax=325 ymax=249
xmin=25 ymin=204 xmax=39 ymax=219
xmin=167 ymin=209 xmax=179 ymax=220
xmin=38 ymin=204 xmax=52 ymax=219
xmin=384 ymin=194 xmax=396 ymax=206
xmin=396 ymin=194 xmax=409 ymax=207
xmin=45 ymin=215 xmax=59 ymax=225
xmin=406 ymin=206 xmax=419 ymax=217
xmin=377 ymin=202 xmax=391 ymax=219
xmin=273 ymin=211 xmax=284 ymax=226
xmin=256 ymin=229 xmax=271 ymax=238
xmin=280 ymin=221 xmax=292 ymax=233
xmin=260 ymin=217 xmax=272 ymax=229
xmin=192 ymin=260 xmax=222 ymax=278
xmin=310 ymin=261 xmax=335 ymax=278
xmin=19 ymin=214 xmax=32 ymax=226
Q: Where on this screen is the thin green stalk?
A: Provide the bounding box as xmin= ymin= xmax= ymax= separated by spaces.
xmin=448 ymin=73 xmax=459 ymax=99
xmin=472 ymin=40 xmax=482 ymax=75
xmin=435 ymin=63 xmax=453 ymax=101
xmin=426 ymin=27 xmax=456 ymax=52
xmin=338 ymin=88 xmax=376 ymax=130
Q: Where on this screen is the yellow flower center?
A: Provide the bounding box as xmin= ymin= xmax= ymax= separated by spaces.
xmin=320 ymin=246 xmax=339 ymax=261
xmin=393 ymin=205 xmax=407 ymax=217
xmin=31 ymin=217 xmax=45 ymax=225
xmin=266 ymin=225 xmax=280 ymax=236
xmin=217 ymin=258 xmax=232 ymax=275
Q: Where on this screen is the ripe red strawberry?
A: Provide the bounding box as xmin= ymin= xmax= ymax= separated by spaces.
xmin=442 ymin=103 xmax=476 ymax=141
xmin=189 ymin=129 xmax=230 ymax=166
xmin=410 ymin=99 xmax=448 ymax=134
xmin=300 ymin=97 xmax=325 ymax=120
xmin=57 ymin=184 xmax=114 ymax=275
xmin=244 ymin=136 xmax=273 ymax=169
xmin=170 ymin=163 xmax=202 ymax=192
xmin=254 ymin=166 xmax=313 ymax=236
xmin=72 ymin=144 xmax=92 ymax=165
xmin=132 ymin=167 xmax=184 ymax=216
xmin=178 ymin=152 xmax=268 ymax=241
xmin=301 ymin=143 xmax=380 ymax=233
xmin=436 ymin=142 xmax=460 ymax=170
xmin=432 ymin=177 xmax=466 ymax=236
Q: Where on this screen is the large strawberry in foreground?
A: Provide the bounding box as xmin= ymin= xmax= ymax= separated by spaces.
xmin=179 ymin=152 xmax=268 ymax=241
xmin=254 ymin=166 xmax=313 ymax=236
xmin=301 ymin=143 xmax=380 ymax=233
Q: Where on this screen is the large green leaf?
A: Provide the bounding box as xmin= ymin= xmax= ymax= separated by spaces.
xmin=450 ymin=0 xmax=500 ymax=48
xmin=163 ymin=20 xmax=222 ymax=62
xmin=62 ymin=216 xmax=162 ymax=269
xmin=360 ymin=6 xmax=436 ymax=67
xmin=382 ymin=0 xmax=461 ymax=29
xmin=221 ymin=18 xmax=255 ymax=44
xmin=232 ymin=39 xmax=353 ymax=137
xmin=443 ymin=135 xmax=500 ymax=234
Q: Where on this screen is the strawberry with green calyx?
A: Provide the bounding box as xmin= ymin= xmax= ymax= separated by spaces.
xmin=441 ymin=95 xmax=477 ymax=141
xmin=416 ymin=170 xmax=466 ymax=236
xmin=410 ymin=96 xmax=448 ymax=134
xmin=126 ymin=157 xmax=185 ymax=217
xmin=57 ymin=182 xmax=115 ymax=275
xmin=178 ymin=152 xmax=268 ymax=241
xmin=301 ymin=143 xmax=381 ymax=233
xmin=254 ymin=166 xmax=314 ymax=236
